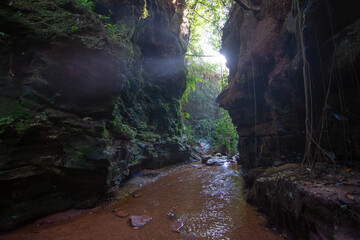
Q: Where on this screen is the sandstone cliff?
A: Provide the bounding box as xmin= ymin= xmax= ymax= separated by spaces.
xmin=0 ymin=0 xmax=188 ymax=230
xmin=218 ymin=0 xmax=360 ymax=238
xmin=219 ymin=0 xmax=360 ymax=169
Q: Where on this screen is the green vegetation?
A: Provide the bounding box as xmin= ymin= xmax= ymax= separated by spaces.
xmin=180 ymin=0 xmax=239 ymax=155
xmin=102 ymin=122 xmax=113 ymax=151
xmin=0 ymin=115 xmax=38 ymax=135
xmin=0 ymin=116 xmax=14 ymax=135
xmin=0 ymin=97 xmax=41 ymax=135
xmin=75 ymin=0 xmax=94 ymax=10
xmin=0 ymin=31 xmax=11 ymax=45
xmin=102 ymin=122 xmax=111 ymax=140
xmin=112 ymin=116 xmax=136 ymax=140
xmin=185 ymin=0 xmax=232 ymax=55
xmin=2 ymin=0 xmax=104 ymax=48
xmin=141 ymin=0 xmax=149 ymax=19
xmin=181 ymin=59 xmax=238 ymax=155
xmin=214 ymin=113 xmax=238 ymax=155
xmin=4 ymin=0 xmax=141 ymax=50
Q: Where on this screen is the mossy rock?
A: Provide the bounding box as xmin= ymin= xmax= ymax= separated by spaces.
xmin=1 ymin=0 xmax=106 ymax=49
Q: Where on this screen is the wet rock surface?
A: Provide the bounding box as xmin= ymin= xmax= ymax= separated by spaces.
xmin=206 ymin=156 xmax=228 ymax=166
xmin=201 ymin=153 xmax=237 ymax=166
xmin=0 ymin=164 xmax=283 ymax=240
xmin=201 ymin=154 xmax=212 ymax=163
xmin=245 ymin=163 xmax=360 ymax=239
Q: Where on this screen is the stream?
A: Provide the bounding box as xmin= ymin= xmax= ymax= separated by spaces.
xmin=1 ymin=163 xmax=283 ymax=240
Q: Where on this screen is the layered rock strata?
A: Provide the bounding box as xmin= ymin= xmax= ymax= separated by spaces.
xmin=219 ymin=0 xmax=360 ymax=170
xmin=0 ymin=0 xmax=188 ymax=230
xmin=219 ymin=0 xmax=360 ymax=238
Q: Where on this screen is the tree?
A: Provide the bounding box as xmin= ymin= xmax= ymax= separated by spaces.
xmin=185 ymin=0 xmax=233 ymax=55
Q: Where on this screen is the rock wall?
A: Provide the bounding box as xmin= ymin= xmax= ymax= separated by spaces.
xmin=0 ymin=0 xmax=188 ymax=230
xmin=247 ymin=164 xmax=360 ymax=239
xmin=219 ymin=0 xmax=360 ymax=239
xmin=218 ymin=0 xmax=360 ymax=169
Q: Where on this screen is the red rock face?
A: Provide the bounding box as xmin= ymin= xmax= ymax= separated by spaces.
xmin=218 ymin=0 xmax=360 ymax=169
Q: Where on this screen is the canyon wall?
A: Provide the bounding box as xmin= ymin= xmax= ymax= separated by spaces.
xmin=219 ymin=0 xmax=360 ymax=169
xmin=219 ymin=0 xmax=360 ymax=238
xmin=0 ymin=0 xmax=188 ymax=230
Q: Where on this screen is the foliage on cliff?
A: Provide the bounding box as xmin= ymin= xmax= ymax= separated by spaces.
xmin=181 ymin=0 xmax=237 ymax=155
xmin=181 ymin=58 xmax=238 ymax=155
xmin=185 ymin=0 xmax=233 ymax=54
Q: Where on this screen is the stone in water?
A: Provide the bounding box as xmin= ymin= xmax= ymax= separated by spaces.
xmin=129 ymin=215 xmax=152 ymax=227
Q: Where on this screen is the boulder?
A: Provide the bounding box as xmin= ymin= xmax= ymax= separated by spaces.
xmin=201 ymin=155 xmax=212 ymax=163
xmin=206 ymin=157 xmax=227 ymax=166
xmin=190 ymin=152 xmax=202 ymax=162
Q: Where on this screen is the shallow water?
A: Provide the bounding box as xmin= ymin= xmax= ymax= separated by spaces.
xmin=1 ymin=163 xmax=283 ymax=240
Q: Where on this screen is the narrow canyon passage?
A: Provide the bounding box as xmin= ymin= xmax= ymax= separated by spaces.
xmin=1 ymin=0 xmax=359 ymax=238
xmin=1 ymin=163 xmax=282 ymax=240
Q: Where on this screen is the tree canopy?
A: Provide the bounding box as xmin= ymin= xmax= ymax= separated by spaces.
xmin=185 ymin=0 xmax=233 ymax=55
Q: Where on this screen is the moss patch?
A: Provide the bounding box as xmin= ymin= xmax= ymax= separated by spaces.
xmin=2 ymin=0 xmax=106 ymax=48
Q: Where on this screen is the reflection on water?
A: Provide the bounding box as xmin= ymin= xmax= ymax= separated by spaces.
xmin=169 ymin=164 xmax=264 ymax=239
xmin=193 ymin=166 xmax=243 ymax=238
xmin=135 ymin=163 xmax=282 ymax=240
xmin=1 ymin=163 xmax=283 ymax=240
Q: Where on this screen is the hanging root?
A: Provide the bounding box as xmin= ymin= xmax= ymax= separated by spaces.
xmin=297 ymin=0 xmax=351 ymax=168
xmin=295 ymin=0 xmax=313 ymax=167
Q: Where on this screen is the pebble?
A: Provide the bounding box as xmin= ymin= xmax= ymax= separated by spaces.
xmin=129 ymin=215 xmax=152 ymax=227
xmin=171 ymin=220 xmax=185 ymax=233
xmin=167 ymin=212 xmax=178 ymax=221
xmin=115 ymin=211 xmax=130 ymax=218
xmin=192 ymin=164 xmax=202 ymax=169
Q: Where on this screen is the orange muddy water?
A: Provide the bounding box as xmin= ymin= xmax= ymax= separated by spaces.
xmin=1 ymin=163 xmax=283 ymax=240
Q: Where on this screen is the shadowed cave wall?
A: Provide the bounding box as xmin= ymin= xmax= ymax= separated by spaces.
xmin=218 ymin=0 xmax=360 ymax=238
xmin=219 ymin=0 xmax=360 ymax=170
xmin=0 ymin=0 xmax=189 ymax=230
